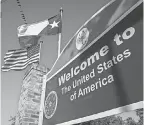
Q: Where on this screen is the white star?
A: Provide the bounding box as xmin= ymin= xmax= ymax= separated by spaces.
xmin=49 ymin=21 xmax=60 ymax=29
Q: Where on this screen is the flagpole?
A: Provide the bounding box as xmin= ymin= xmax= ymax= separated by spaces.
xmin=39 ymin=41 xmax=43 ymax=64
xmin=58 ymin=7 xmax=63 ymax=58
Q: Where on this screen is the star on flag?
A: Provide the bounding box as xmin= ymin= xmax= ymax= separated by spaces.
xmin=49 ymin=21 xmax=60 ymax=29
xmin=46 ymin=14 xmax=62 ymax=35
xmin=17 ymin=13 xmax=62 ymax=48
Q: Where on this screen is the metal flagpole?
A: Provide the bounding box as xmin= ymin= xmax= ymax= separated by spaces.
xmin=38 ymin=41 xmax=43 ymax=64
xmin=58 ymin=7 xmax=63 ymax=58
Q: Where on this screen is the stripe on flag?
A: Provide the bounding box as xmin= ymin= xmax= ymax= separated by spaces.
xmin=17 ymin=12 xmax=62 ymax=48
xmin=4 ymin=53 xmax=39 ymax=65
xmin=4 ymin=51 xmax=27 ymax=62
xmin=2 ymin=44 xmax=40 ymax=72
xmin=17 ymin=20 xmax=49 ymax=37
xmin=4 ymin=55 xmax=28 ymax=63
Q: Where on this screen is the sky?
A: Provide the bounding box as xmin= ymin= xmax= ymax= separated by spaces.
xmin=1 ymin=0 xmax=140 ymax=125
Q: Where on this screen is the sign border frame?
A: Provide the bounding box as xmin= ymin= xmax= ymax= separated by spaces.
xmin=39 ymin=1 xmax=143 ymax=125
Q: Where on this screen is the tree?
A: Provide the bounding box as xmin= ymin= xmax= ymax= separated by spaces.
xmin=89 ymin=115 xmax=125 ymax=125
xmin=136 ymin=108 xmax=143 ymax=125
xmin=9 ymin=116 xmax=16 ymax=125
xmin=125 ymin=117 xmax=137 ymax=125
xmin=109 ymin=116 xmax=125 ymax=125
xmin=91 ymin=116 xmax=111 ymax=125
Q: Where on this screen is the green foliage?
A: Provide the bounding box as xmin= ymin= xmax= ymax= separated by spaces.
xmin=136 ymin=108 xmax=143 ymax=125
xmin=89 ymin=116 xmax=124 ymax=125
xmin=76 ymin=108 xmax=143 ymax=125
xmin=9 ymin=116 xmax=16 ymax=125
xmin=126 ymin=117 xmax=137 ymax=125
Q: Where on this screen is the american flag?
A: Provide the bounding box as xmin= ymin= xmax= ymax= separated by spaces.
xmin=2 ymin=43 xmax=41 ymax=72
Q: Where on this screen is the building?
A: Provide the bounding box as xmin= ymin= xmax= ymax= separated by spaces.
xmin=15 ymin=63 xmax=49 ymax=125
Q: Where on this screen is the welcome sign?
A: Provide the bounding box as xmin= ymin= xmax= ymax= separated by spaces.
xmin=41 ymin=1 xmax=143 ymax=125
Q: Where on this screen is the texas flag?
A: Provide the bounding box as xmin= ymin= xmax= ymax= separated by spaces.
xmin=17 ymin=13 xmax=62 ymax=48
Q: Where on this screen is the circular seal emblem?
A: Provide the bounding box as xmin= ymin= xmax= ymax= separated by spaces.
xmin=44 ymin=91 xmax=58 ymax=119
xmin=17 ymin=24 xmax=28 ymax=35
xmin=76 ymin=28 xmax=89 ymax=50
